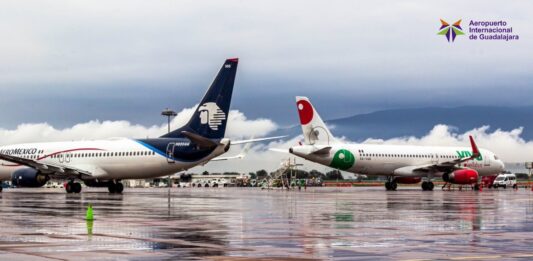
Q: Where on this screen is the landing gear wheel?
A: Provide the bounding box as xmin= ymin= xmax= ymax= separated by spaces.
xmin=107 ymin=183 xmax=116 ymax=193
xmin=72 ymin=182 xmax=82 ymax=193
xmin=390 ymin=181 xmax=398 ymax=191
xmin=385 ymin=181 xmax=391 ymax=191
xmin=108 ymin=182 xmax=124 ymax=194
xmin=422 ymin=181 xmax=434 ymax=191
xmin=115 ymin=182 xmax=124 ymax=193
xmin=65 ymin=182 xmax=73 ymax=193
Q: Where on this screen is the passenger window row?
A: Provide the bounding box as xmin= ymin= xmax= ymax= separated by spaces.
xmin=360 ymin=153 xmax=459 ymax=159
xmin=49 ymin=151 xmax=156 ymax=158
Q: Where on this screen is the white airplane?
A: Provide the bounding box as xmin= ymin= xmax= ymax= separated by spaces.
xmin=0 ymin=58 xmax=282 ymax=193
xmin=281 ymin=96 xmax=505 ymax=191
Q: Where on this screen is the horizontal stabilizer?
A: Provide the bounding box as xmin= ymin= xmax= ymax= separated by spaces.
xmin=211 ymin=142 xmax=251 ymax=161
xmin=181 ymin=131 xmax=218 ymax=148
xmin=310 ymin=146 xmax=331 ymax=155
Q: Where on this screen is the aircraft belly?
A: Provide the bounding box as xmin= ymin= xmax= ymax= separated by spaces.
xmin=99 ymin=157 xmax=188 ymax=180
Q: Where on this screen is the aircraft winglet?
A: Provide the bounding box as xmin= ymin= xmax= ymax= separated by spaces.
xmin=469 ymin=135 xmax=480 ymax=158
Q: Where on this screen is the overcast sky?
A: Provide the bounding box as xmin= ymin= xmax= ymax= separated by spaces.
xmin=0 ymin=0 xmax=531 ymax=128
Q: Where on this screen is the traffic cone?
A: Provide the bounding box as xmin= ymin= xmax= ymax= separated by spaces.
xmin=86 ymin=203 xmax=94 ymax=221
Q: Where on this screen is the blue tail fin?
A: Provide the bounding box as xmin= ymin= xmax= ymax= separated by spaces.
xmin=161 ymin=58 xmax=239 ymax=139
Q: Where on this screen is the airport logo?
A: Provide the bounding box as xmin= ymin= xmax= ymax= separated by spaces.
xmin=330 ymin=149 xmax=355 ymax=170
xmin=438 ymin=19 xmax=464 ymax=42
xmin=198 ymin=102 xmax=226 ymax=130
xmin=438 ymin=19 xmax=520 ymax=42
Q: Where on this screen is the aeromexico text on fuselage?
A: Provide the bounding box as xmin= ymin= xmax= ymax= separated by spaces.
xmin=0 ymin=148 xmax=39 ymax=156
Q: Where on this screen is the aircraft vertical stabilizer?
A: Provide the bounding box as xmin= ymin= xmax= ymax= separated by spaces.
xmin=295 ymin=96 xmax=335 ymax=145
xmin=162 ymin=58 xmax=239 ymax=140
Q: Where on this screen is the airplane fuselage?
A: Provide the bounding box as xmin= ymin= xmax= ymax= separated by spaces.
xmin=290 ymin=143 xmax=505 ymax=178
xmin=0 ymin=137 xmax=228 ymax=182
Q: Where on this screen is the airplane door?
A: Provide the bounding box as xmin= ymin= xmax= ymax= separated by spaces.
xmin=59 ymin=153 xmax=64 ymax=163
xmin=166 ymin=143 xmax=175 ymax=163
xmin=432 ymin=153 xmax=439 ymax=164
xmin=65 ymin=153 xmax=71 ymax=163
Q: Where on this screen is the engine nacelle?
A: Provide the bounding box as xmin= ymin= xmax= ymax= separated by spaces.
xmin=11 ymin=168 xmax=49 ymax=187
xmin=394 ymin=177 xmax=422 ymax=184
xmin=443 ymin=169 xmax=479 ymax=184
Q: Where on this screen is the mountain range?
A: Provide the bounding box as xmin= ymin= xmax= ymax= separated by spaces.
xmin=272 ymin=106 xmax=533 ymax=141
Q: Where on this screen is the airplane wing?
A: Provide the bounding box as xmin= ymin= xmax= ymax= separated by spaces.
xmin=394 ymin=135 xmax=481 ymax=176
xmin=269 ymin=148 xmax=290 ymax=153
xmin=0 ymin=153 xmax=93 ymax=179
xmin=211 ymin=142 xmax=252 ymax=161
xmin=416 ymin=135 xmax=480 ymax=171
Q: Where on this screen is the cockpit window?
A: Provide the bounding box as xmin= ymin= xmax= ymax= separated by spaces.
xmin=494 ymin=155 xmax=499 ymax=160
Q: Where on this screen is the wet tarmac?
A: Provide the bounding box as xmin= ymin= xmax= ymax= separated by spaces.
xmin=1 ymin=187 xmax=533 ymax=260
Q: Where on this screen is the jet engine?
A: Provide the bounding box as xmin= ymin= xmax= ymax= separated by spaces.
xmin=11 ymin=168 xmax=49 ymax=187
xmin=443 ymin=169 xmax=479 ymax=184
xmin=394 ymin=177 xmax=422 ymax=184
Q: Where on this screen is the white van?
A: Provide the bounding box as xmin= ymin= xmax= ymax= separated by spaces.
xmin=493 ymin=174 xmax=517 ymax=189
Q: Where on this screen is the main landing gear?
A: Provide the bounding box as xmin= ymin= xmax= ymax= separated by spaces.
xmin=65 ymin=181 xmax=82 ymax=193
xmin=421 ymin=181 xmax=434 ymax=191
xmin=108 ymin=181 xmax=124 ymax=194
xmin=385 ymin=177 xmax=397 ymax=191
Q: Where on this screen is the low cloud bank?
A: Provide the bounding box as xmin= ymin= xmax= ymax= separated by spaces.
xmin=0 ymin=105 xmax=277 ymax=145
xmin=207 ymin=124 xmax=532 ymax=173
xmin=0 ymin=114 xmax=530 ymax=174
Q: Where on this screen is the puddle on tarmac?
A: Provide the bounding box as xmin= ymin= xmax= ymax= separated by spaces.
xmin=1 ymin=187 xmax=533 ymax=260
